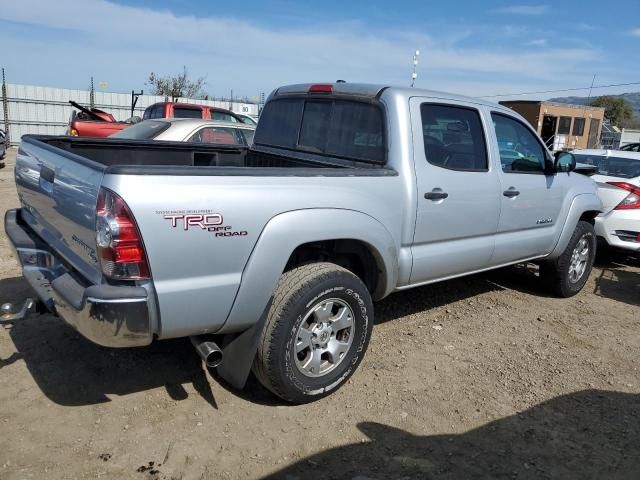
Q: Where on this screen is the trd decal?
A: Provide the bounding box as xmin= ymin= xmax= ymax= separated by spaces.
xmin=164 ymin=213 xmax=223 ymax=230
xmin=157 ymin=210 xmax=248 ymax=237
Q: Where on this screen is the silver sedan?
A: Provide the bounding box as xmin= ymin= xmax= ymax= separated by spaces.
xmin=110 ymin=118 xmax=255 ymax=145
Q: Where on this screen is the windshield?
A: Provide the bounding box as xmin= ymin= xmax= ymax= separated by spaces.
xmin=574 ymin=153 xmax=640 ymax=179
xmin=110 ymin=120 xmax=170 ymax=139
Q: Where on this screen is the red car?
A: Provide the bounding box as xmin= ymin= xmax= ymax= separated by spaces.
xmin=143 ymin=102 xmax=244 ymax=123
xmin=67 ymin=101 xmax=133 ymax=137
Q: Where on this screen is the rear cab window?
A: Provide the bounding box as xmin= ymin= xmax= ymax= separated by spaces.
xmin=174 ymin=107 xmax=203 ymax=119
xmin=254 ymin=98 xmax=385 ymax=164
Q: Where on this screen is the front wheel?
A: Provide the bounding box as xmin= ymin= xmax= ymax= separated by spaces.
xmin=540 ymin=220 xmax=596 ymax=297
xmin=253 ymin=262 xmax=374 ymax=403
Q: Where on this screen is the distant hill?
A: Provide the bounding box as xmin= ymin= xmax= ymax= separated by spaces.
xmin=548 ymin=92 xmax=640 ymax=119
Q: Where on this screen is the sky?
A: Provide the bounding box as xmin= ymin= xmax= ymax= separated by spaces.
xmin=1 ymin=0 xmax=639 ymax=101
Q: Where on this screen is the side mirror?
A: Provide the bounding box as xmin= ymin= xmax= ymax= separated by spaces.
xmin=554 ymin=151 xmax=576 ymax=173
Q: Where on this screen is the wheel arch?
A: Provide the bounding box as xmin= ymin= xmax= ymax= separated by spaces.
xmin=218 ymin=208 xmax=397 ymax=335
xmin=547 ymin=193 xmax=602 ymax=260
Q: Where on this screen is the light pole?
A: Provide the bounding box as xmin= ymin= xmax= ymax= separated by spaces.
xmin=411 ymin=49 xmax=420 ymax=87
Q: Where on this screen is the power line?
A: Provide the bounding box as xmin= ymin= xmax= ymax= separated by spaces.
xmin=480 ymin=81 xmax=640 ymax=98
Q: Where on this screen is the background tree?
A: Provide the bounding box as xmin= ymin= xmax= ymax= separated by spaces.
xmin=147 ymin=67 xmax=207 ymax=101
xmin=590 ymin=96 xmax=634 ymax=127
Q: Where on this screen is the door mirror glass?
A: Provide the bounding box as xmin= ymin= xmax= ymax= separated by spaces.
xmin=554 ymin=151 xmax=576 ymax=173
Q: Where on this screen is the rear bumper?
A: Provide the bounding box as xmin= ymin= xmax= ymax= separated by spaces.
xmin=4 ymin=208 xmax=153 ymax=347
xmin=595 ymin=210 xmax=640 ymax=252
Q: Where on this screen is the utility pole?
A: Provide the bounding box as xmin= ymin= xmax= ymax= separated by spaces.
xmin=411 ymin=50 xmax=420 ymax=87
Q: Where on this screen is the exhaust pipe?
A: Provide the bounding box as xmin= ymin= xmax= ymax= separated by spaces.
xmin=190 ymin=336 xmax=223 ymax=368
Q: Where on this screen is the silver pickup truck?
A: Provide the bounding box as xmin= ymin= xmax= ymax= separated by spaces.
xmin=5 ymin=83 xmax=601 ymax=403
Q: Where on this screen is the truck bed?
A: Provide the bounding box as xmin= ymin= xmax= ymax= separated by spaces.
xmin=32 ymin=135 xmax=392 ymax=173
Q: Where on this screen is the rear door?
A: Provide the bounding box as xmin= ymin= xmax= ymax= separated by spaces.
xmin=489 ymin=111 xmax=568 ymax=263
xmin=409 ymin=99 xmax=501 ymax=283
xmin=15 ymin=138 xmax=104 ymax=283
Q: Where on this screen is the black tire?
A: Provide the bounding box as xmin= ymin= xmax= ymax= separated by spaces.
xmin=253 ymin=262 xmax=374 ymax=403
xmin=540 ymin=220 xmax=596 ymax=297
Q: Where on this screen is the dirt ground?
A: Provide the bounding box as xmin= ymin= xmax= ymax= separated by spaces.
xmin=0 ymin=147 xmax=639 ymax=480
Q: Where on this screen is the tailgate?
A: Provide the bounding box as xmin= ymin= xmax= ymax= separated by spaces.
xmin=15 ymin=137 xmax=105 ymax=284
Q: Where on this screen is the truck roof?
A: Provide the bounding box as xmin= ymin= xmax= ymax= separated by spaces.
xmin=272 ymin=82 xmax=506 ymax=110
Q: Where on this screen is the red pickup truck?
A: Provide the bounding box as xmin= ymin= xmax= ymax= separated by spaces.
xmin=67 ymin=101 xmax=133 ymax=137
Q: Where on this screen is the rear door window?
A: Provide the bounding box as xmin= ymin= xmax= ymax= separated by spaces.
xmin=174 ymin=107 xmax=203 ymax=119
xmin=255 ymin=98 xmax=385 ymax=163
xmin=188 ymin=126 xmax=245 ymax=145
xmin=420 ymin=104 xmax=488 ymax=171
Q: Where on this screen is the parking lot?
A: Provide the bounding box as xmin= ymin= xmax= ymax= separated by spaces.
xmin=0 ymin=147 xmax=639 ymax=479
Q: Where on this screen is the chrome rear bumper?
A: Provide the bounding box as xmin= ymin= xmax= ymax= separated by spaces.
xmin=4 ymin=209 xmax=152 ymax=347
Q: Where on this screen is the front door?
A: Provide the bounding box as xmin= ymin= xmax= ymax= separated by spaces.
xmin=490 ymin=112 xmax=568 ymax=263
xmin=409 ymin=99 xmax=501 ymax=283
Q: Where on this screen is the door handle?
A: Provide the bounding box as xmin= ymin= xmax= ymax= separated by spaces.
xmin=424 ymin=190 xmax=449 ymax=200
xmin=503 ymin=188 xmax=520 ymax=198
xmin=40 ymin=166 xmax=55 ymax=183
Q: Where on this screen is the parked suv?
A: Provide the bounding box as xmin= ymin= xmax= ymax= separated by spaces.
xmin=143 ymin=102 xmax=244 ymax=123
xmin=6 ymin=82 xmax=602 ymax=403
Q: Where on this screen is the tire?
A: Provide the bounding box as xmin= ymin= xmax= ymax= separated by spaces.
xmin=253 ymin=262 xmax=374 ymax=403
xmin=540 ymin=220 xmax=596 ymax=297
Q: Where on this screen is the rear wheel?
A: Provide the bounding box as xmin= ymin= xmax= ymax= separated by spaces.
xmin=253 ymin=262 xmax=374 ymax=403
xmin=540 ymin=220 xmax=596 ymax=297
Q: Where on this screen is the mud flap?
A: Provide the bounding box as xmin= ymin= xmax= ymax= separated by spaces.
xmin=217 ymin=298 xmax=272 ymax=390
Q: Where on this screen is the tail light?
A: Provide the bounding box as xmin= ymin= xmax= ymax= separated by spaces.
xmin=608 ymin=182 xmax=640 ymax=210
xmin=95 ymin=188 xmax=150 ymax=280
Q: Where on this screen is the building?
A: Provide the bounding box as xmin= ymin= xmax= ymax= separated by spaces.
xmin=499 ymin=100 xmax=605 ymax=151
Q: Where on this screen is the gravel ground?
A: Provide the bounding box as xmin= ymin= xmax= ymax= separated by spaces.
xmin=0 ymin=147 xmax=639 ymax=479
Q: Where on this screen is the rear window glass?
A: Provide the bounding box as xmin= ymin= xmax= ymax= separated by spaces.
xmin=573 ymin=154 xmax=640 ymax=179
xmin=174 ymin=107 xmax=203 ymax=119
xmin=110 ymin=120 xmax=170 ymax=139
xmin=255 ymin=98 xmax=385 ymax=163
xmin=242 ymin=129 xmax=255 ymax=144
xmin=255 ymin=98 xmax=304 ymax=148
